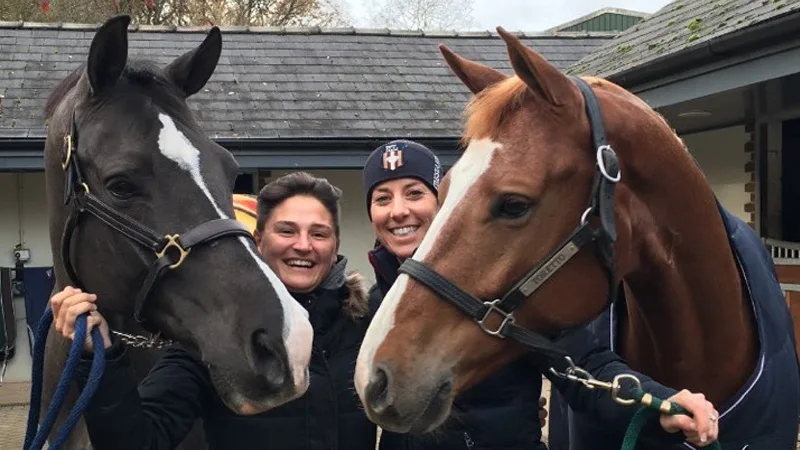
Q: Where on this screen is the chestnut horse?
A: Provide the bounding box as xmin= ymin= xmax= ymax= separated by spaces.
xmin=355 ymin=28 xmax=799 ymax=448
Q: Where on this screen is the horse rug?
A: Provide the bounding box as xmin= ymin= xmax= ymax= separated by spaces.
xmin=568 ymin=204 xmax=800 ymax=450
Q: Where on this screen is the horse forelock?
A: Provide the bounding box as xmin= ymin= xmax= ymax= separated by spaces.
xmin=462 ymin=77 xmax=528 ymax=146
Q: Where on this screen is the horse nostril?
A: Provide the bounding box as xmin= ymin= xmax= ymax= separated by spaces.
xmin=250 ymin=329 xmax=287 ymax=387
xmin=365 ymin=365 xmax=393 ymax=414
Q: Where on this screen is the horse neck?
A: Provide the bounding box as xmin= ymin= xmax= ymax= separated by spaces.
xmin=615 ymin=137 xmax=758 ymax=405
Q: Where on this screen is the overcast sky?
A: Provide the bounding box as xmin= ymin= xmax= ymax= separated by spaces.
xmin=347 ymin=0 xmax=675 ymax=31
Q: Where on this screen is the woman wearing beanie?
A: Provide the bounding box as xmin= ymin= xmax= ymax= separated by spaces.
xmin=362 ymin=140 xmax=719 ymax=450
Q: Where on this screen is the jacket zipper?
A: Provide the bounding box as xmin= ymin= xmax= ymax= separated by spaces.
xmin=463 ymin=432 xmax=474 ymax=449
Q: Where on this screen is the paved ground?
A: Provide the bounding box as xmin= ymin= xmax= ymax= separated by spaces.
xmin=1 ymin=382 xmax=32 ymax=450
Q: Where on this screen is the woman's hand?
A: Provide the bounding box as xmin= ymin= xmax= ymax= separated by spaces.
xmin=659 ymin=389 xmax=719 ymax=446
xmin=51 ymin=286 xmax=112 ymax=352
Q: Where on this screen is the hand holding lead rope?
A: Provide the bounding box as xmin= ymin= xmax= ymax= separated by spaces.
xmin=548 ymin=357 xmax=721 ymax=449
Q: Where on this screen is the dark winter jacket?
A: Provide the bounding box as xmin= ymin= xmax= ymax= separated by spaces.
xmin=75 ymin=256 xmax=396 ymax=450
xmin=368 ymin=244 xmax=693 ymax=450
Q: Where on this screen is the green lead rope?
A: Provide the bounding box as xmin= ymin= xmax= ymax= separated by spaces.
xmin=621 ymin=387 xmax=722 ymax=450
xmin=549 ymin=359 xmax=722 ymax=450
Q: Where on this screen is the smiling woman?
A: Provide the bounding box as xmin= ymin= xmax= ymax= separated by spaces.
xmin=245 ymin=171 xmax=400 ymax=450
xmin=254 ymin=176 xmax=341 ymax=293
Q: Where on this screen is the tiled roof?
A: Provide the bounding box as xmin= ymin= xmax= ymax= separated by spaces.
xmin=0 ymin=22 xmax=612 ymax=140
xmin=567 ymin=0 xmax=800 ymax=80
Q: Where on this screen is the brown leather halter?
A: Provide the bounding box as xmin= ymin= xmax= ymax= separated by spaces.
xmin=59 ymin=111 xmax=256 ymax=333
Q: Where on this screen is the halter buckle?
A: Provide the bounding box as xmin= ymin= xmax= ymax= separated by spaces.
xmin=156 ymin=234 xmax=190 ymax=269
xmin=61 ymin=134 xmax=73 ymax=170
xmin=478 ymin=299 xmax=515 ymax=337
xmin=596 ymin=145 xmax=621 ymax=183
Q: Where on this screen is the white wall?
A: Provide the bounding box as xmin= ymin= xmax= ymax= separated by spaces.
xmin=682 ymin=126 xmax=750 ymax=222
xmin=0 ymin=172 xmax=53 ymax=268
xmin=0 ymin=171 xmax=52 ymax=382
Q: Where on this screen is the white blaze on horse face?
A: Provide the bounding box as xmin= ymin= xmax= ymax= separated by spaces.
xmin=156 ymin=113 xmax=312 ymax=391
xmin=355 ymin=137 xmax=501 ymax=397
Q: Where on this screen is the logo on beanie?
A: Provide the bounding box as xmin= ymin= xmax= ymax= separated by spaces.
xmin=382 ymin=145 xmax=404 ymax=171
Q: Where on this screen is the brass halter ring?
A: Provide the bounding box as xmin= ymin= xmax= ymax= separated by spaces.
xmin=61 ymin=134 xmax=73 ymax=170
xmin=156 ymin=235 xmax=191 ymax=269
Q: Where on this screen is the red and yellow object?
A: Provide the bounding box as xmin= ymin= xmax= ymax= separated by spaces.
xmin=233 ymin=194 xmax=258 ymax=235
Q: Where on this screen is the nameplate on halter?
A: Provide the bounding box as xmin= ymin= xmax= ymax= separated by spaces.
xmin=519 ymin=242 xmax=580 ymax=296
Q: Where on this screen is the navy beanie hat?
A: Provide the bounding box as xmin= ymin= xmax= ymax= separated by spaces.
xmin=363 ymin=139 xmax=442 ymax=219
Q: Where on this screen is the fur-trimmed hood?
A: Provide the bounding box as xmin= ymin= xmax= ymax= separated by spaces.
xmin=343 ymin=270 xmax=369 ymax=321
xmin=313 ymin=255 xmax=369 ymax=322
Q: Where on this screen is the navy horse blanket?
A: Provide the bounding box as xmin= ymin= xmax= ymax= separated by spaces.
xmin=554 ymin=206 xmax=800 ymax=450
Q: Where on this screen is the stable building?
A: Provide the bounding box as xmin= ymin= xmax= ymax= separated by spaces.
xmin=0 ymin=18 xmax=613 ymax=382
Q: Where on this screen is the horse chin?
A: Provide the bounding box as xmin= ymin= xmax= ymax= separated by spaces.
xmin=366 ymin=381 xmax=454 ymax=434
xmin=408 ymin=391 xmax=453 ymax=434
xmin=210 ymin=365 xmax=310 ymax=415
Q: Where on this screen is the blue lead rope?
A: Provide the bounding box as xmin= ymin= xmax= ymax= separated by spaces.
xmin=24 ymin=307 xmax=106 ymax=450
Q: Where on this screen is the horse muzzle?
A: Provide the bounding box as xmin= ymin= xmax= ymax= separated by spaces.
xmin=361 ymin=361 xmax=454 ymax=433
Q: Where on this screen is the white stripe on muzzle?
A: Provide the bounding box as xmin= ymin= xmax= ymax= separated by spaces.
xmin=157 ymin=113 xmax=312 ymax=390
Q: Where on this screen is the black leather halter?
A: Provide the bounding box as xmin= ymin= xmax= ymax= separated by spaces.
xmin=398 ymin=77 xmax=621 ymax=359
xmin=59 ymin=111 xmax=256 ymax=329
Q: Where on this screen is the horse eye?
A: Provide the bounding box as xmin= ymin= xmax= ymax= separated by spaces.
xmin=494 ymin=195 xmax=532 ymax=220
xmin=106 ymin=177 xmax=138 ymax=200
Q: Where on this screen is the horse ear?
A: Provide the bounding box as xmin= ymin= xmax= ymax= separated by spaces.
xmin=439 ymin=44 xmax=506 ymax=95
xmin=165 ymin=27 xmax=222 ymax=98
xmin=87 ymin=15 xmax=131 ymax=96
xmin=495 ymin=27 xmax=573 ymax=107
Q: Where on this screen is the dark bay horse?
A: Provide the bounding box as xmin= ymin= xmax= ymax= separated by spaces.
xmin=40 ymin=15 xmax=313 ymax=448
xmin=354 ymin=28 xmax=799 ymax=448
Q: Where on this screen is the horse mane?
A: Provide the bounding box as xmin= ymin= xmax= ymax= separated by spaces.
xmin=462 ymin=77 xmax=528 ymax=146
xmin=461 ymin=74 xmax=685 ymax=155
xmin=45 ymin=66 xmax=84 ymax=119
